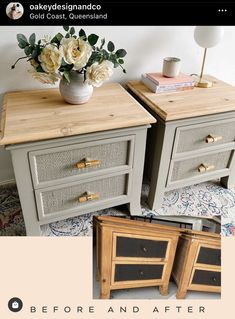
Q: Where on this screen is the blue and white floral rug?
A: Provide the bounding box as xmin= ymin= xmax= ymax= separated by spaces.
xmin=0 ymin=181 xmax=235 ymax=236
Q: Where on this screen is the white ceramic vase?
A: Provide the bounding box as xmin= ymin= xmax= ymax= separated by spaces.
xmin=59 ymin=71 xmax=93 ymax=104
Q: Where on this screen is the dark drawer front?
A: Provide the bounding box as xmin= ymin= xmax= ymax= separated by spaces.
xmin=197 ymin=247 xmax=221 ymax=266
xmin=114 ymin=264 xmax=164 ymax=282
xmin=192 ymin=270 xmax=221 ymax=287
xmin=116 ymin=236 xmax=168 ymax=258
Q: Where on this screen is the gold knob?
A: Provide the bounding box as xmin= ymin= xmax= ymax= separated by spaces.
xmin=198 ymin=163 xmax=215 ymax=173
xmin=206 ymin=134 xmax=223 ymax=143
xmin=76 ymin=158 xmax=100 ymax=169
xmin=78 ymin=192 xmax=100 ymax=203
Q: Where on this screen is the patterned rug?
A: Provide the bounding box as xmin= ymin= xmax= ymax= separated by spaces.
xmin=0 ymin=181 xmax=235 ymax=236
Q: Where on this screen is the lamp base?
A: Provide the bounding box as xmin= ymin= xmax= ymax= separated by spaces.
xmin=194 ymin=78 xmax=213 ymax=88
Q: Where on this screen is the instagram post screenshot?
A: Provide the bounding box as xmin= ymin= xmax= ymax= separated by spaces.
xmin=0 ymin=0 xmax=235 ymax=318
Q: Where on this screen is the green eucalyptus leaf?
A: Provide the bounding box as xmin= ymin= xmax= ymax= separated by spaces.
xmin=115 ymin=49 xmax=127 ymax=58
xmin=88 ymin=34 xmax=99 ymax=46
xmin=17 ymin=34 xmax=28 ymax=44
xmin=29 ymin=33 xmax=36 ymax=46
xmin=63 ymin=71 xmax=70 ymax=83
xmin=79 ymin=29 xmax=87 ymax=40
xmin=36 ymin=65 xmax=44 ymax=73
xmin=24 ymin=46 xmax=33 ymax=56
xmin=70 ymin=27 xmax=75 ymax=35
xmin=65 ymin=33 xmax=70 ymax=38
xmin=107 ymin=41 xmax=115 ymax=52
xmin=51 ymin=32 xmax=63 ymax=44
xmin=118 ymin=58 xmax=124 ymax=64
xmin=18 ymin=41 xmax=27 ymax=49
xmin=32 ymin=48 xmax=39 ymax=59
xmin=63 ymin=26 xmax=70 ymax=32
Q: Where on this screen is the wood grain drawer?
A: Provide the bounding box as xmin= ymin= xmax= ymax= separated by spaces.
xmin=35 ymin=173 xmax=129 ymax=221
xmin=115 ymin=236 xmax=168 ymax=259
xmin=168 ymin=150 xmax=232 ymax=184
xmin=191 ymin=269 xmax=221 ymax=287
xmin=29 ymin=136 xmax=134 ymax=188
xmin=174 ymin=118 xmax=235 ymax=155
xmin=114 ymin=263 xmax=164 ymax=282
xmin=196 ymin=247 xmax=221 ymax=266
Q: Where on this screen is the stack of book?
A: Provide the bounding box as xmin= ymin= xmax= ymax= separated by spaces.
xmin=141 ymin=72 xmax=194 ymax=93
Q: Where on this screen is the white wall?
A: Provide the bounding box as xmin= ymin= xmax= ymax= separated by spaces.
xmin=0 ymin=26 xmax=235 ymax=183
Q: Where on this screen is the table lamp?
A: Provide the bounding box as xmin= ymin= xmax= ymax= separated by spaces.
xmin=194 ymin=26 xmax=224 ymax=88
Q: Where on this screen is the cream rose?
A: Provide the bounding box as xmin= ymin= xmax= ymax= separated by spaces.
xmin=60 ymin=37 xmax=92 ymax=70
xmin=85 ymin=60 xmax=113 ymax=87
xmin=29 ymin=69 xmax=61 ymax=84
xmin=38 ymin=44 xmax=62 ymax=73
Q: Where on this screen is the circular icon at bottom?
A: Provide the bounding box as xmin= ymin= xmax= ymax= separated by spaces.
xmin=8 ymin=297 xmax=23 ymax=312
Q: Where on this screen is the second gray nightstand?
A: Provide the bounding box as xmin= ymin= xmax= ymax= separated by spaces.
xmin=128 ymin=76 xmax=235 ymax=210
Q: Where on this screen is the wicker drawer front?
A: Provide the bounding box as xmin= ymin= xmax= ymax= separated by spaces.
xmin=169 ymin=150 xmax=232 ymax=184
xmin=116 ymin=236 xmax=168 ymax=259
xmin=174 ymin=118 xmax=235 ymax=155
xmin=114 ymin=264 xmax=164 ymax=282
xmin=29 ymin=136 xmax=134 ymax=187
xmin=191 ymin=269 xmax=221 ymax=287
xmin=36 ymin=174 xmax=128 ymax=220
xmin=196 ymin=247 xmax=221 ymax=266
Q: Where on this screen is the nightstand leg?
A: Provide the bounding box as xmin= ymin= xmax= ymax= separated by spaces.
xmin=159 ymin=285 xmax=169 ymax=296
xmin=147 ymin=123 xmax=176 ymax=211
xmin=129 ymin=129 xmax=148 ymax=216
xmin=100 ymin=283 xmax=111 ymax=299
xmin=176 ymin=289 xmax=187 ymax=299
xmin=221 ymin=151 xmax=235 ymax=188
xmin=99 ymin=227 xmax=112 ymax=299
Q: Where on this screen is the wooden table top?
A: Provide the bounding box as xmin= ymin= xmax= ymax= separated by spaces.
xmin=127 ymin=76 xmax=235 ymax=121
xmin=0 ymin=83 xmax=156 ymax=146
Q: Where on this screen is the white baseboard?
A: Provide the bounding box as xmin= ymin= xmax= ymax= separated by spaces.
xmin=0 ymin=179 xmax=16 ymax=186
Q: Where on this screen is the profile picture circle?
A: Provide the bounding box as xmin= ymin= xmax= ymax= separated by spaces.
xmin=6 ymin=2 xmax=24 ymax=20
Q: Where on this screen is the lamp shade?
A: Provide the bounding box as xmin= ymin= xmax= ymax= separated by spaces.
xmin=194 ymin=26 xmax=224 ymax=48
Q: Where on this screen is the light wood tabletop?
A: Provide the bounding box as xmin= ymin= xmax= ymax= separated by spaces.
xmin=127 ymin=76 xmax=235 ymax=121
xmin=0 ymin=83 xmax=156 ymax=145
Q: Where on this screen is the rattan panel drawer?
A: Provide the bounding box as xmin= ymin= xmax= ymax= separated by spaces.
xmin=191 ymin=269 xmax=221 ymax=287
xmin=36 ymin=173 xmax=129 ymax=221
xmin=196 ymin=247 xmax=221 ymax=266
xmin=114 ymin=263 xmax=164 ymax=282
xmin=169 ymin=150 xmax=232 ymax=184
xmin=174 ymin=118 xmax=235 ymax=155
xmin=116 ymin=236 xmax=168 ymax=258
xmin=29 ymin=136 xmax=134 ymax=188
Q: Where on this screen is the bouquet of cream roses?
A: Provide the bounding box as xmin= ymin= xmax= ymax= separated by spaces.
xmin=12 ymin=26 xmax=127 ymax=87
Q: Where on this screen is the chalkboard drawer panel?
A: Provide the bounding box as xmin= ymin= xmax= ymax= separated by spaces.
xmin=113 ymin=263 xmax=164 ymax=283
xmin=190 ymin=269 xmax=221 ymax=287
xmin=196 ymin=246 xmax=221 ymax=266
xmin=115 ymin=235 xmax=168 ymax=259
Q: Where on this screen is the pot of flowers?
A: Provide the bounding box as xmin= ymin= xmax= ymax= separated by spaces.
xmin=12 ymin=26 xmax=127 ymax=104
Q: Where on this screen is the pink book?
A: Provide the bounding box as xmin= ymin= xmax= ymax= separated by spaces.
xmin=146 ymin=72 xmax=194 ymax=85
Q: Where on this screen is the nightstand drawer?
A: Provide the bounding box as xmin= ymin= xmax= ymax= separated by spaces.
xmin=174 ymin=118 xmax=235 ymax=155
xmin=114 ymin=263 xmax=164 ymax=282
xmin=191 ymin=269 xmax=221 ymax=287
xmin=35 ymin=173 xmax=129 ymax=221
xmin=29 ymin=136 xmax=134 ymax=188
xmin=168 ymin=150 xmax=232 ymax=184
xmin=196 ymin=247 xmax=221 ymax=266
xmin=115 ymin=235 xmax=168 ymax=259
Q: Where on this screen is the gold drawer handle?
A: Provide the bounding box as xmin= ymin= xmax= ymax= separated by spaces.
xmin=76 ymin=158 xmax=100 ymax=169
xmin=205 ymin=134 xmax=223 ymax=143
xmin=78 ymin=192 xmax=100 ymax=203
xmin=198 ymin=163 xmax=215 ymax=173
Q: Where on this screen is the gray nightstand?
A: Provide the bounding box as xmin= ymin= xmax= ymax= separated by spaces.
xmin=128 ymin=76 xmax=235 ymax=210
xmin=0 ymin=83 xmax=155 ymax=235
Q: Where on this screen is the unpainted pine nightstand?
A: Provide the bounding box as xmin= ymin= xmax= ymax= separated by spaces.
xmin=94 ymin=215 xmax=181 ymax=299
xmin=127 ymin=76 xmax=235 ymax=210
xmin=0 ymin=84 xmax=155 ymax=235
xmin=172 ymin=230 xmax=221 ymax=299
